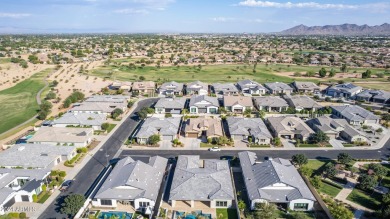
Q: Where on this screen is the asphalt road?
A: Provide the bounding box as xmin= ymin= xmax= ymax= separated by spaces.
xmin=38 ymin=98 xmax=157 ymax=219
xmin=119 ymin=139 xmax=390 ymax=161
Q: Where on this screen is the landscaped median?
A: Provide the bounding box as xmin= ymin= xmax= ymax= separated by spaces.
xmin=296 ymin=143 xmax=333 ymax=148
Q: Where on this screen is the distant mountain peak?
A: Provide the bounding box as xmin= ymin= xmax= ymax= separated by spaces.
xmin=281 ymin=23 xmax=390 ymax=36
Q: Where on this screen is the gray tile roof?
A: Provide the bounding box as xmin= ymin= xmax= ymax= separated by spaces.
xmin=52 ymin=112 xmax=106 ymax=127
xmin=186 ymin=81 xmax=208 ymax=92
xmin=356 ymin=89 xmax=390 ymax=102
xmin=27 ymin=127 xmax=93 ymax=144
xmin=85 ymin=95 xmax=130 ymax=103
xmin=135 ymin=117 xmax=181 ymax=138
xmin=331 ymin=105 xmax=379 ymax=122
xmin=155 ymin=98 xmax=187 ymax=109
xmin=212 ymin=83 xmax=239 ymax=94
xmin=0 ymin=168 xmax=50 ymax=205
xmin=292 ymin=81 xmax=320 ymax=91
xmin=283 ymin=95 xmax=322 ymax=109
xmin=239 ymin=151 xmax=315 ymax=202
xmin=253 ymin=96 xmax=289 ymax=108
xmin=159 ymin=81 xmax=184 ymax=92
xmin=227 ymin=117 xmax=272 ymax=139
xmin=169 ymin=156 xmax=234 ymax=201
xmin=237 ymin=80 xmax=266 ymax=91
xmin=0 ymin=144 xmax=76 ymax=168
xmin=70 ymin=101 xmax=127 ymax=113
xmin=265 ymin=82 xmax=293 ymax=92
xmin=95 ymin=156 xmax=167 ymax=201
xmin=189 ymin=95 xmax=219 ymax=107
xmin=267 ymin=116 xmax=314 ymax=138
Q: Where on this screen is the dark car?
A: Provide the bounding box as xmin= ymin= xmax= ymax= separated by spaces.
xmin=60 ymin=180 xmax=73 ymax=192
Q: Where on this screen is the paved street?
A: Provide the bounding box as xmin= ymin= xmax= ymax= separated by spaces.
xmin=119 ymin=140 xmax=390 ymax=160
xmin=38 ymin=98 xmax=157 ymax=219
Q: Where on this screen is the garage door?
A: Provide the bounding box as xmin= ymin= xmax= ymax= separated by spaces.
xmin=163 ymin=135 xmax=173 ymax=141
xmin=4 ymin=197 xmax=15 ymax=207
xmin=187 ymin=133 xmax=198 ymax=138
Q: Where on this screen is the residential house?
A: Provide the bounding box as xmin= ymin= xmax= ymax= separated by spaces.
xmin=226 ymin=117 xmax=272 ymax=144
xmin=238 ymin=151 xmax=315 ymax=211
xmin=183 ymin=117 xmax=223 ymax=139
xmin=85 ymin=95 xmax=130 ymax=103
xmin=355 ymin=89 xmax=390 ymax=104
xmin=186 ymin=81 xmax=208 ymax=96
xmin=236 ymin=80 xmax=267 ymax=95
xmin=283 ymin=95 xmax=322 ymax=112
xmin=326 ymin=83 xmax=362 ymax=98
xmin=169 ymin=156 xmax=234 ymax=208
xmin=212 ymin=83 xmax=239 ymax=96
xmin=70 ymin=101 xmax=127 ymax=115
xmin=27 ymin=127 xmax=93 ymax=147
xmin=267 ymin=116 xmax=314 ymax=141
xmin=131 ymin=81 xmax=156 ymax=96
xmin=92 ymin=156 xmax=167 ymax=213
xmin=253 ymin=96 xmax=288 ymax=112
xmin=158 ymin=81 xmax=184 ymax=97
xmin=306 ymin=116 xmax=368 ymax=143
xmin=292 ymin=82 xmax=320 ymax=93
xmin=52 ymin=112 xmax=106 ymax=130
xmin=110 ymin=82 xmax=132 ymax=91
xmin=265 ymin=82 xmax=294 ymax=95
xmin=0 ymin=144 xmax=77 ymax=169
xmin=0 ymin=169 xmax=51 ymax=215
xmin=331 ymin=105 xmax=380 ymax=125
xmin=134 ymin=117 xmax=181 ymax=143
xmin=154 ymin=98 xmax=187 ymax=114
xmin=189 ymin=95 xmax=219 ymax=114
xmin=223 ymin=96 xmax=253 ymax=114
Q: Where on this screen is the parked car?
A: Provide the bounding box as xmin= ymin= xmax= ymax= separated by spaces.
xmin=60 ymin=180 xmax=73 ymax=192
xmin=209 ymin=147 xmax=221 ymax=152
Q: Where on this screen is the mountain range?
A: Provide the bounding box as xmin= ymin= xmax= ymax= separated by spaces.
xmin=281 ymin=23 xmax=390 ymax=36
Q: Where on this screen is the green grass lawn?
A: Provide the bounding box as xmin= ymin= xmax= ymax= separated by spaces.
xmin=216 ymin=208 xmax=238 ymax=219
xmin=297 ymin=144 xmax=333 ymax=148
xmin=90 ymin=62 xmax=388 ymax=85
xmin=0 ymin=68 xmax=53 ymax=135
xmin=319 ymin=181 xmax=342 ymax=197
xmin=380 ymin=164 xmax=390 ymax=187
xmin=200 ymin=143 xmax=215 ymax=148
xmin=37 ymin=191 xmax=51 ymax=204
xmin=346 ymin=189 xmax=382 ymax=210
xmin=106 ymin=123 xmax=117 ymax=133
xmin=304 ymin=159 xmax=336 ymax=172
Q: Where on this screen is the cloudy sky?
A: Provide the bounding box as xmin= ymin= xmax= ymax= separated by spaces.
xmin=0 ymin=0 xmax=389 ymax=33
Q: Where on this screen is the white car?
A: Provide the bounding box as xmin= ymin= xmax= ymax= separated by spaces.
xmin=209 ymin=147 xmax=221 ymax=152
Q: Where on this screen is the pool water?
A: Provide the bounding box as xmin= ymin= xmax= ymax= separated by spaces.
xmin=98 ymin=211 xmax=133 ymax=219
xmin=185 ymin=215 xmax=196 ymax=219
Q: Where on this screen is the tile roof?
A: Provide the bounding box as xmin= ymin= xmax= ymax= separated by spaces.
xmin=155 ymin=98 xmax=187 ymax=109
xmin=331 ymin=105 xmax=379 ymax=122
xmin=95 ymin=156 xmax=167 ymax=201
xmin=253 ymin=96 xmax=289 ymax=108
xmin=293 ymin=81 xmax=320 ymax=90
xmin=212 ymin=83 xmax=239 ymax=93
xmin=223 ymin=96 xmax=253 ymax=107
xmin=227 ymin=117 xmax=272 ymax=139
xmin=52 ymin=112 xmax=106 ymax=127
xmin=0 ymin=144 xmax=76 ymax=168
xmin=184 ymin=117 xmax=223 ymax=137
xmin=169 ymin=156 xmax=234 ymax=201
xmin=265 ymin=82 xmax=293 ymax=91
xmin=135 ymin=117 xmax=181 ymax=138
xmin=283 ymin=95 xmax=322 ymax=109
xmin=189 ymin=95 xmax=219 ymax=107
xmin=27 ymin=127 xmax=93 ymax=144
xmin=267 ymin=116 xmax=314 ymax=137
xmin=239 ymin=151 xmax=315 ymax=202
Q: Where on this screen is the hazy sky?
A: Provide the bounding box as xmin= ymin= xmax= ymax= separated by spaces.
xmin=0 ymin=0 xmax=389 ymax=33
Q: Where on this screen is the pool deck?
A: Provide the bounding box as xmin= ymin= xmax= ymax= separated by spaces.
xmin=161 ymin=201 xmax=216 ymax=218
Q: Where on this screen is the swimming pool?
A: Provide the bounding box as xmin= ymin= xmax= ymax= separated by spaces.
xmin=98 ymin=211 xmax=133 ymax=219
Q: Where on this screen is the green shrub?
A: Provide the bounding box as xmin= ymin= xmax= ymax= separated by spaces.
xmin=19 ymin=212 xmax=27 ymax=218
xmin=32 ymin=194 xmax=38 ymax=202
xmin=59 ymin=171 xmax=66 ymax=177
xmin=42 ymin=184 xmax=47 ymax=192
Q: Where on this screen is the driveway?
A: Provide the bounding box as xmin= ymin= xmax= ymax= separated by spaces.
xmin=180 ymin=137 xmax=200 ymax=150
xmin=160 ymin=140 xmax=172 ymax=149
xmin=281 ymin=139 xmax=295 ymax=149
xmin=329 ymin=139 xmax=344 ymax=149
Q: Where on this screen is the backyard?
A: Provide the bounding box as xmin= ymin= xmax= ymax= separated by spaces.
xmin=216 ymin=209 xmax=238 ymax=219
xmin=346 ymin=188 xmax=383 ymax=210
xmin=0 ymin=68 xmax=53 ymax=134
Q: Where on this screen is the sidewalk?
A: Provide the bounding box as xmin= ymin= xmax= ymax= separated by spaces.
xmin=30 ymin=101 xmax=140 ymax=218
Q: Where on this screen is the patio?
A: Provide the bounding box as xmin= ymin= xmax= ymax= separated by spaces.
xmin=161 ymin=201 xmax=216 ymax=219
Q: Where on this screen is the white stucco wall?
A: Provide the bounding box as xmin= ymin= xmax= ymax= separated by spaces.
xmin=289 ymin=199 xmax=314 ymax=211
